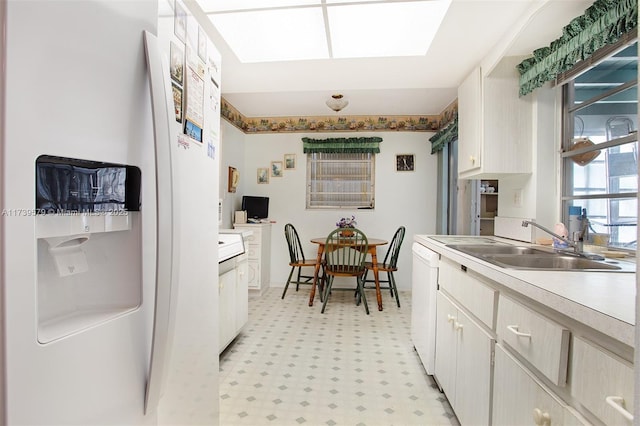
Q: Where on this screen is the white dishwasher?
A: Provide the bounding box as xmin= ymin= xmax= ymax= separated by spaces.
xmin=411 ymin=242 xmax=440 ymax=375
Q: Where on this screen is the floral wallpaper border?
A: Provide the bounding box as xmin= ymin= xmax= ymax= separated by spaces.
xmin=221 ymin=98 xmax=458 ymax=134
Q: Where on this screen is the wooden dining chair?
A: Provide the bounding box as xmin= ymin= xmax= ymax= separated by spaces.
xmin=321 ymin=228 xmax=369 ymax=314
xmin=282 ymin=223 xmax=322 ymax=299
xmin=362 ymin=226 xmax=405 ymax=308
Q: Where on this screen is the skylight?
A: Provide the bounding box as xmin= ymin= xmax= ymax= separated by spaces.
xmin=203 ymin=0 xmax=452 ymax=63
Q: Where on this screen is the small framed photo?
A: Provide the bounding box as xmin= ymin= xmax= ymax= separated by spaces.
xmin=284 ymin=153 xmax=296 ymax=170
xmin=228 ymin=166 xmax=239 ymax=193
xmin=271 ymin=161 xmax=283 ymax=177
xmin=171 ymin=83 xmax=183 ymax=123
xmin=257 ymin=168 xmax=269 ymax=184
xmin=170 ymin=41 xmax=184 ymax=85
xmin=396 ymin=154 xmax=415 ymax=172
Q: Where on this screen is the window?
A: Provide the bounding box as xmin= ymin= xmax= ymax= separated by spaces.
xmin=306 ymin=152 xmax=375 ymax=209
xmin=561 ymin=40 xmax=637 ymax=250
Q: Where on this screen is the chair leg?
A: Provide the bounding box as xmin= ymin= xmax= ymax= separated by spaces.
xmin=319 ymin=265 xmax=325 ymax=303
xmin=387 ymin=272 xmax=394 ymax=297
xmin=389 ymin=272 xmax=400 ymax=308
xmin=357 ymin=275 xmax=369 ymax=315
xmin=295 ymin=268 xmax=302 ymax=291
xmin=361 ymin=268 xmax=370 ymax=289
xmin=321 ymin=276 xmax=334 ymax=313
xmin=282 ymin=266 xmax=296 ymax=299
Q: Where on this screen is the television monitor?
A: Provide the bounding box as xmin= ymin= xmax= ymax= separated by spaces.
xmin=242 ymin=196 xmax=269 ymax=219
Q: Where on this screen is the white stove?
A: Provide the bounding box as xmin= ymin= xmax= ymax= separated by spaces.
xmin=218 ymin=232 xmax=245 ymax=263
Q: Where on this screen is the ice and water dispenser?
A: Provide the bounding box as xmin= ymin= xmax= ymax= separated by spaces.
xmin=35 ymin=155 xmax=142 ymax=343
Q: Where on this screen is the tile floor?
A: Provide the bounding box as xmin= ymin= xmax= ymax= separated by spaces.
xmin=219 ymin=286 xmax=460 ymax=426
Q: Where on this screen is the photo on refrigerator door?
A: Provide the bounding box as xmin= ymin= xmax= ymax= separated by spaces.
xmin=197 ymin=26 xmax=207 ymax=61
xmin=185 ymin=119 xmax=202 ymax=142
xmin=170 ymin=41 xmax=184 ymax=85
xmin=171 ymin=83 xmax=183 ymax=123
xmin=174 ymin=0 xmax=187 ymax=43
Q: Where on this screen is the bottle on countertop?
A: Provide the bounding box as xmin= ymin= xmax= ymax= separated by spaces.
xmin=568 ymin=206 xmax=582 ymax=241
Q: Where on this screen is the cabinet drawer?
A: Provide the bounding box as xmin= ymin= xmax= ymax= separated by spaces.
xmin=244 ymin=231 xmax=262 ymax=245
xmin=571 ymin=336 xmax=634 ymax=425
xmin=245 ymin=244 xmax=260 ymax=259
xmin=438 ymin=258 xmax=497 ymax=328
xmin=497 ymin=295 xmax=570 ymax=387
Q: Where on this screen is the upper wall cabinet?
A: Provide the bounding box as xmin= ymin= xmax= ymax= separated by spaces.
xmin=458 ymin=58 xmax=533 ymax=179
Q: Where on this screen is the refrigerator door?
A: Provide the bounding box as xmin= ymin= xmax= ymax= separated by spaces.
xmin=142 ymin=30 xmax=181 ymax=415
xmin=3 ymin=1 xmax=158 ymax=424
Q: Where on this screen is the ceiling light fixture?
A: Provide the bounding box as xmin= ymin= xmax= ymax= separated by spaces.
xmin=326 ymin=94 xmax=349 ymax=112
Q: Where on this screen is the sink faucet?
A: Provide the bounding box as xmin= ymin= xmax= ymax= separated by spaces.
xmin=521 ymin=220 xmax=604 ymax=260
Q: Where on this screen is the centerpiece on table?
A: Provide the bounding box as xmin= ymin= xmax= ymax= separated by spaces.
xmin=336 ymin=215 xmax=357 ymax=237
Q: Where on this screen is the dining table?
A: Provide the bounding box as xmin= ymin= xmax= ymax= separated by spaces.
xmin=309 ymin=237 xmax=388 ymax=311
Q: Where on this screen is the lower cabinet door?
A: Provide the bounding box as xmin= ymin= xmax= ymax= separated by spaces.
xmin=218 ymin=269 xmax=236 ymax=353
xmin=435 ymin=291 xmax=494 ymax=426
xmin=434 ymin=291 xmax=458 ymax=399
xmin=493 ymin=344 xmax=588 ymax=426
xmin=454 ymin=306 xmax=494 ymax=426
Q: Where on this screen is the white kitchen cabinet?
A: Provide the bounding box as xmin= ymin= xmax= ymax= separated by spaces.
xmin=218 ymin=268 xmax=237 ymax=353
xmin=435 ymin=291 xmax=494 ymax=426
xmin=233 ymin=223 xmax=271 ymax=295
xmin=218 ymin=248 xmax=249 ymax=354
xmin=493 ymin=344 xmax=589 ymax=426
xmin=458 ymin=66 xmax=482 ymax=175
xmin=457 ymin=58 xmax=532 ymax=180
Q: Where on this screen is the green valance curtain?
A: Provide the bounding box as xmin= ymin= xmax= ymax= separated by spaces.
xmin=429 ymin=115 xmax=458 ymax=154
xmin=302 ymin=137 xmax=382 ymax=153
xmin=516 ymin=0 xmax=637 ymax=96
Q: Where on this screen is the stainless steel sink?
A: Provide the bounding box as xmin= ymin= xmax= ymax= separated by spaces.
xmin=483 ymin=254 xmax=627 ymax=271
xmin=446 ymin=244 xmax=634 ymax=272
xmin=447 ymin=244 xmax=554 ymax=256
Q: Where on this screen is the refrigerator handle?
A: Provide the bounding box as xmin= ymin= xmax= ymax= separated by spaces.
xmin=142 ymin=30 xmax=181 ymax=415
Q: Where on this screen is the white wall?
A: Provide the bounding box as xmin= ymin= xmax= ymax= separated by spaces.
xmin=220 ymin=124 xmax=437 ymax=291
xmin=220 ymin=121 xmax=245 ymax=230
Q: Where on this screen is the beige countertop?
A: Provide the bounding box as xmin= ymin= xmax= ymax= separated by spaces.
xmin=414 ymin=234 xmax=636 ymax=347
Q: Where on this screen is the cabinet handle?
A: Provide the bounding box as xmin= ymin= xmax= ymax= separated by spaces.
xmin=507 ymin=325 xmax=531 ymax=339
xmin=605 ymin=396 xmax=634 ymax=421
xmin=454 ymin=321 xmax=464 ymax=331
xmin=532 ymin=408 xmax=551 ymax=425
xmin=447 ymin=314 xmax=456 ymax=323
xmin=470 ymin=156 xmax=475 ymax=164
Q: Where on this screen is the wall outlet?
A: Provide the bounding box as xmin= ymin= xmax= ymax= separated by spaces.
xmin=514 ymin=189 xmax=523 ymax=207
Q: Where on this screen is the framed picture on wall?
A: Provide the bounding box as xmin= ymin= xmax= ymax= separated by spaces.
xmin=228 ymin=166 xmax=239 ymax=193
xmin=396 ymin=154 xmax=415 ymax=172
xmin=284 ymin=154 xmax=296 ymax=170
xmin=257 ymin=168 xmax=269 ymax=184
xmin=271 ymin=161 xmax=283 ymax=177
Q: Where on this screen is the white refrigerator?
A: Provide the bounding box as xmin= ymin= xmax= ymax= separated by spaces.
xmin=1 ymin=0 xmax=221 ymax=424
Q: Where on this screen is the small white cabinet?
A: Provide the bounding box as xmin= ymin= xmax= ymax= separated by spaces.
xmin=233 ymin=223 xmax=271 ymax=295
xmin=218 ymin=235 xmax=250 ymax=354
xmin=218 ymin=268 xmax=237 ymax=353
xmin=457 ymin=58 xmax=533 ymax=180
xmin=435 ymin=291 xmax=494 ymax=426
